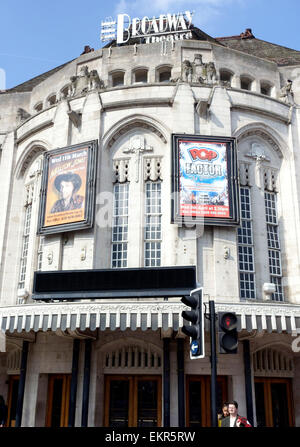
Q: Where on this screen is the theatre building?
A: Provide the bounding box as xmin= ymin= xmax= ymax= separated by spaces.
xmin=1 ymin=17 xmax=300 ymax=427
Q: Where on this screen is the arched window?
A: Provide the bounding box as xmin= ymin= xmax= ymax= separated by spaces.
xmin=47 ymin=94 xmax=57 ymax=106
xmin=240 ymin=75 xmax=253 ymax=91
xmin=17 ymin=154 xmax=44 ymax=303
xmin=60 ymin=85 xmax=71 ymax=99
xmin=110 ymin=71 xmax=125 ymax=87
xmin=133 ymin=68 xmax=148 ymax=84
xmin=156 ymin=66 xmax=172 ymax=83
xmin=237 ymin=135 xmax=284 ymax=301
xmin=109 ymin=132 xmax=164 ymax=269
xmin=219 ymin=69 xmax=233 ymax=87
xmin=34 ymin=102 xmax=43 ymax=113
xmin=260 ymin=81 xmax=273 ymax=96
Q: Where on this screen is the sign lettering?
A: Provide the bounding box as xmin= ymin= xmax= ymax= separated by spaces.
xmin=101 ymin=11 xmax=194 ymax=44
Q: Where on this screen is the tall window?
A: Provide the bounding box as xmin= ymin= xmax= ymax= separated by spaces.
xmin=238 ymin=187 xmax=256 ymax=299
xmin=18 ymin=184 xmax=34 ymax=289
xmin=18 ymin=155 xmax=44 ymax=298
xmin=111 ymin=183 xmax=129 ymax=268
xmin=264 ymin=192 xmax=284 ymax=301
xmin=144 ymin=182 xmax=162 ymax=267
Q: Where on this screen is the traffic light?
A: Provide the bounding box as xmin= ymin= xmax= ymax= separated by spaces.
xmin=181 ymin=288 xmax=204 ymax=359
xmin=218 ymin=312 xmax=238 ymax=354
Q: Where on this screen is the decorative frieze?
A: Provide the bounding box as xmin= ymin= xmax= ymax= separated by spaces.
xmin=253 ymin=347 xmax=294 ymax=377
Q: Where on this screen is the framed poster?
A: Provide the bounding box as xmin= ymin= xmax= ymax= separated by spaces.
xmin=171 ymin=134 xmax=240 ymax=226
xmin=37 ymin=140 xmax=97 ymax=234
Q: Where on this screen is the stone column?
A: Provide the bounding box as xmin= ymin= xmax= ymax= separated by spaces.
xmin=169 ymin=340 xmax=178 ymax=427
xmin=231 ymin=344 xmax=247 ymax=417
xmin=163 ymin=338 xmax=170 ymax=426
xmin=177 ymin=338 xmax=185 ymax=427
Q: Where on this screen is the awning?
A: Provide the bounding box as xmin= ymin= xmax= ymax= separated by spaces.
xmin=0 ymin=301 xmax=300 ymax=335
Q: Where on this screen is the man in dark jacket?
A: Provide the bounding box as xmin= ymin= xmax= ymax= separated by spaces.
xmin=221 ymin=401 xmax=252 ymax=427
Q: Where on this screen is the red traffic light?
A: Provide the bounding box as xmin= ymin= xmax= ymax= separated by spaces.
xmin=218 ymin=312 xmax=238 ymax=354
xmin=220 ymin=312 xmax=237 ymax=332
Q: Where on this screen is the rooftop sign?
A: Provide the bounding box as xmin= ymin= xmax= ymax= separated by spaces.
xmin=101 ymin=11 xmax=194 ymax=44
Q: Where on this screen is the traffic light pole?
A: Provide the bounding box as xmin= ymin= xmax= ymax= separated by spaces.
xmin=209 ymin=300 xmax=218 ymax=427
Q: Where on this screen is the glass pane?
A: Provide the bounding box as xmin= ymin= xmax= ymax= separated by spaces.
xmin=50 ymin=379 xmax=64 ymax=427
xmin=109 ymin=380 xmax=129 ymax=427
xmin=189 ymin=381 xmax=202 ymax=427
xmin=255 ymin=383 xmax=266 ymax=427
xmin=271 ymin=383 xmax=290 ymax=427
xmin=137 ymin=380 xmax=158 ymax=427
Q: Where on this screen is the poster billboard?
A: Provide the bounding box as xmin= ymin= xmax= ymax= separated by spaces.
xmin=172 ymin=134 xmax=239 ymax=226
xmin=38 ymin=140 xmax=97 ymax=234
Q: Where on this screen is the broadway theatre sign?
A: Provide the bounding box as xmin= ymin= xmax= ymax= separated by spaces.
xmin=101 ymin=11 xmax=194 ymax=44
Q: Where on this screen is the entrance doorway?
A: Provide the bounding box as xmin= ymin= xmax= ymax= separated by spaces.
xmin=254 ymin=378 xmax=294 ymax=427
xmin=104 ymin=375 xmax=162 ymax=427
xmin=45 ymin=374 xmax=71 ymax=427
xmin=186 ymin=375 xmax=227 ymax=427
xmin=7 ymin=375 xmax=20 ymax=427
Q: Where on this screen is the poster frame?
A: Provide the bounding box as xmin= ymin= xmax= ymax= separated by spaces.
xmin=37 ymin=140 xmax=98 ymax=235
xmin=171 ymin=133 xmax=240 ymax=226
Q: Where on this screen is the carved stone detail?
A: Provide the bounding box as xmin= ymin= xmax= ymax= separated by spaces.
xmin=182 ymin=54 xmax=218 ymax=85
xmin=246 ymin=142 xmax=270 ymax=162
xmin=107 ymin=121 xmax=167 ymax=148
xmin=113 ymin=158 xmax=130 ymax=183
xmin=263 ymin=167 xmax=278 ymax=192
xmin=70 ymin=66 xmax=105 ymax=97
xmin=123 ymin=136 xmax=153 ymax=183
xmin=144 ymin=157 xmax=162 ymax=181
xmin=237 ymin=130 xmax=283 ymax=159
xmin=239 ymin=162 xmax=251 ymax=186
xmin=278 ymin=79 xmax=294 ymax=105
xmin=17 ymin=108 xmax=31 ymax=124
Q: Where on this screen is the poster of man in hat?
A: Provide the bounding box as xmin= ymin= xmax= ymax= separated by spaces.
xmin=51 ymin=172 xmax=84 ymax=213
xmin=43 ymin=146 xmax=88 ymax=227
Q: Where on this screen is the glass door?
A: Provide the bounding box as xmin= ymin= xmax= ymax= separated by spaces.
xmin=45 ymin=374 xmax=71 ymax=427
xmin=104 ymin=375 xmax=162 ymax=427
xmin=186 ymin=376 xmax=227 ymax=427
xmin=254 ymin=378 xmax=294 ymax=427
xmin=7 ymin=375 xmax=20 ymax=427
xmin=136 ymin=377 xmax=161 ymax=427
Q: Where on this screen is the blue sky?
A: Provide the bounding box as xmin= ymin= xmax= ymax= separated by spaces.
xmin=1 ymin=0 xmax=300 ymax=89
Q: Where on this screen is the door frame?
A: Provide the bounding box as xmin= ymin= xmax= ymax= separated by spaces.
xmin=186 ymin=375 xmax=228 ymax=427
xmin=254 ymin=377 xmax=294 ymax=427
xmin=104 ymin=375 xmax=162 ymax=427
xmin=45 ymin=374 xmax=71 ymax=427
xmin=7 ymin=375 xmax=20 ymax=427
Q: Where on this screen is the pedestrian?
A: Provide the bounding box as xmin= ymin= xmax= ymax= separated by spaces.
xmin=218 ymin=402 xmax=229 ymax=427
xmin=221 ymin=400 xmax=252 ymax=427
xmin=0 ymin=395 xmax=8 ymax=427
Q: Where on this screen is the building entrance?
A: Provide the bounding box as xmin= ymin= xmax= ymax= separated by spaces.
xmin=186 ymin=375 xmax=227 ymax=427
xmin=104 ymin=375 xmax=162 ymax=427
xmin=254 ymin=378 xmax=294 ymax=427
xmin=7 ymin=375 xmax=20 ymax=427
xmin=45 ymin=374 xmax=71 ymax=427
